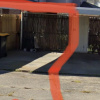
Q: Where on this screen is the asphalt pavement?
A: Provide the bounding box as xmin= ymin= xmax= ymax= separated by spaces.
xmin=0 ymin=50 xmax=100 ymax=76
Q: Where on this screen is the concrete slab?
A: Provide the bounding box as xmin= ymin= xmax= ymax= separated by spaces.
xmin=17 ymin=52 xmax=61 ymax=72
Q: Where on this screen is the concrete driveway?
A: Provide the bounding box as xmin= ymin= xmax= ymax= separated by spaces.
xmin=0 ymin=71 xmax=100 ymax=100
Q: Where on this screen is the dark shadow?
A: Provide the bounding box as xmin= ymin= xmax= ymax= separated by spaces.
xmin=32 ymin=59 xmax=57 ymax=75
xmin=0 ymin=50 xmax=50 ymax=74
xmin=32 ymin=53 xmax=100 ymax=77
xmin=1 ymin=50 xmax=100 ymax=78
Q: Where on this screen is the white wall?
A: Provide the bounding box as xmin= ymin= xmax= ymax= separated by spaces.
xmin=76 ymin=16 xmax=89 ymax=53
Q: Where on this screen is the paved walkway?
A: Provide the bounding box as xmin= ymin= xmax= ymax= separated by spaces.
xmin=0 ymin=50 xmax=100 ymax=76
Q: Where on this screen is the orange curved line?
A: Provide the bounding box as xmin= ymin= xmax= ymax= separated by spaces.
xmin=48 ymin=11 xmax=79 ymax=100
xmin=48 ymin=12 xmax=79 ymax=74
xmin=0 ymin=1 xmax=79 ymax=100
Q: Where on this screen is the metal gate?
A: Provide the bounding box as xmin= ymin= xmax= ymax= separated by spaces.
xmin=22 ymin=13 xmax=69 ymax=52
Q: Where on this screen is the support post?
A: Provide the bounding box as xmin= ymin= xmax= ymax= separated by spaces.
xmin=20 ymin=11 xmax=23 ymax=49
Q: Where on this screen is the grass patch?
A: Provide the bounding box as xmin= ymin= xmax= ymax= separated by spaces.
xmin=15 ymin=69 xmax=22 ymax=72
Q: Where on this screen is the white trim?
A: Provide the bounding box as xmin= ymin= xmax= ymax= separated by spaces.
xmin=77 ymin=7 xmax=100 ymax=16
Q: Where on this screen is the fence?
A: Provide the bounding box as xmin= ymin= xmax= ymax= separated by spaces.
xmin=88 ymin=17 xmax=100 ymax=54
xmin=23 ymin=13 xmax=69 ymax=51
xmin=0 ymin=14 xmax=21 ymax=50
